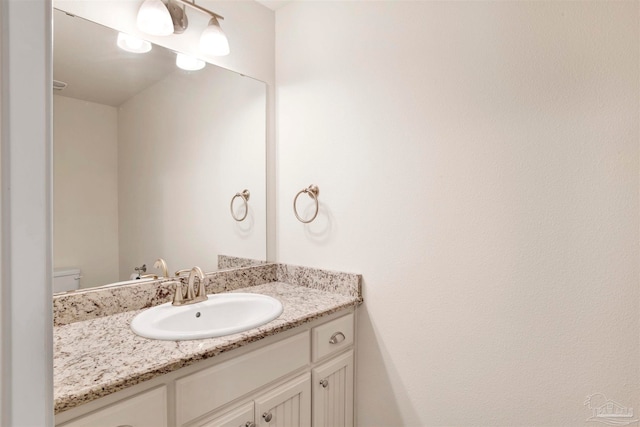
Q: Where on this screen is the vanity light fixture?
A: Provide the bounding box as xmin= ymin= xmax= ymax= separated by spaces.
xmin=199 ymin=16 xmax=230 ymax=56
xmin=136 ymin=0 xmax=174 ymax=36
xmin=136 ymin=0 xmax=230 ymax=56
xmin=176 ymin=53 xmax=205 ymax=71
xmin=166 ymin=0 xmax=188 ymax=34
xmin=117 ymin=32 xmax=152 ymax=53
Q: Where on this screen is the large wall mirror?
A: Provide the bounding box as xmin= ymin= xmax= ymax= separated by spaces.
xmin=53 ymin=9 xmax=267 ymax=292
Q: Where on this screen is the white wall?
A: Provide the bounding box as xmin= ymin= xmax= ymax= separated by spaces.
xmin=276 ymin=1 xmax=639 ymax=425
xmin=53 ymin=95 xmax=119 ymax=288
xmin=118 ymin=67 xmax=266 ymax=278
xmin=1 ymin=0 xmax=53 ymax=425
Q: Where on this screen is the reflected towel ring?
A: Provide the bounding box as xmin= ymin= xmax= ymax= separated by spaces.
xmin=293 ymin=184 xmax=319 ymax=223
xmin=230 ymin=189 xmax=250 ymax=222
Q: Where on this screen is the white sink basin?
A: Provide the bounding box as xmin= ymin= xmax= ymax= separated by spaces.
xmin=130 ymin=293 xmax=283 ymax=341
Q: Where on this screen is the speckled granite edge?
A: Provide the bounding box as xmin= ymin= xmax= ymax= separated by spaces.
xmin=218 ymin=254 xmax=268 ymax=269
xmin=275 ymin=263 xmax=362 ymax=299
xmin=54 ymin=264 xmax=277 ymax=326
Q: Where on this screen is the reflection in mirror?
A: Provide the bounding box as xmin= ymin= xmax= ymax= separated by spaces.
xmin=53 ymin=9 xmax=267 ymax=293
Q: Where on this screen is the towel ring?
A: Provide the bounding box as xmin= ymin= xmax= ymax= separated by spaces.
xmin=230 ymin=189 xmax=250 ymax=222
xmin=293 ymin=184 xmax=319 ymax=223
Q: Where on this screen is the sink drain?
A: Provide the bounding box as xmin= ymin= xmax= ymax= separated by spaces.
xmin=195 ymin=312 xmax=201 ymax=318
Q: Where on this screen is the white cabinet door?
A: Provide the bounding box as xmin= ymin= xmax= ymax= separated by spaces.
xmin=312 ymin=350 xmax=354 ymax=427
xmin=255 ymin=373 xmax=311 ymax=427
xmin=58 ymin=386 xmax=167 ymax=427
xmin=196 ymin=402 xmax=254 ymax=427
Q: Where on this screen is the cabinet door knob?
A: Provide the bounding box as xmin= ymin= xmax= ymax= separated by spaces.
xmin=320 ymin=379 xmax=329 ymax=388
xmin=262 ymin=412 xmax=273 ymax=422
xmin=329 ymin=331 xmax=345 ymax=344
xmin=245 ymin=423 xmax=256 ymax=427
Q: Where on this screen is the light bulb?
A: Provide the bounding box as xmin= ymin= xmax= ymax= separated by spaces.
xmin=199 ymin=17 xmax=229 ymax=56
xmin=176 ymin=53 xmax=205 ymax=71
xmin=137 ymin=0 xmax=174 ymax=36
xmin=117 ymin=33 xmax=152 ymax=53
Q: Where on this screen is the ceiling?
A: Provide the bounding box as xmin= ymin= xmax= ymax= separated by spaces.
xmin=53 ymin=9 xmax=177 ymax=107
xmin=255 ymin=0 xmax=292 ymax=11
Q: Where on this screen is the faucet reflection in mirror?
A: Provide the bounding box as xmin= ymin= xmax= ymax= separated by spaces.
xmin=137 ymin=258 xmax=170 ymax=280
xmin=154 ymin=258 xmax=169 ymax=278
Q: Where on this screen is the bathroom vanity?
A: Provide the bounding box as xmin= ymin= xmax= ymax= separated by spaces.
xmin=53 ymin=265 xmax=361 ymax=427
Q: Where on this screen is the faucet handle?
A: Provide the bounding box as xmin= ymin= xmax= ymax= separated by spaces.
xmin=172 ymin=281 xmax=185 ymax=305
xmin=196 ymin=274 xmax=207 ymax=298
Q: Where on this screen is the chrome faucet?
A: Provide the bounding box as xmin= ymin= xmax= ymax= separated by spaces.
xmin=172 ymin=266 xmax=208 ymax=306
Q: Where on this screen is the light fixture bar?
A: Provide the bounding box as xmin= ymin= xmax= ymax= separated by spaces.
xmin=173 ymin=0 xmax=224 ymax=21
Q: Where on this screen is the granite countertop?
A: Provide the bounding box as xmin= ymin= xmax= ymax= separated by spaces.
xmin=54 ymin=281 xmax=359 ymax=414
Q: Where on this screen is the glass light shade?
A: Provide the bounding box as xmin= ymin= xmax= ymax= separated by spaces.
xmin=117 ymin=33 xmax=152 ymax=53
xmin=137 ymin=0 xmax=174 ymax=36
xmin=199 ymin=17 xmax=230 ymax=56
xmin=176 ymin=53 xmax=205 ymax=71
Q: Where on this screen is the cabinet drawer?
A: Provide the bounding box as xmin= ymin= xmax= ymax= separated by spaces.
xmin=176 ymin=331 xmax=310 ymax=425
xmin=58 ymin=386 xmax=167 ymax=427
xmin=194 ymin=402 xmax=254 ymax=427
xmin=312 ymin=313 xmax=354 ymax=362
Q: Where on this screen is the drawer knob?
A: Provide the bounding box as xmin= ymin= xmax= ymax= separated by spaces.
xmin=329 ymin=331 xmax=346 ymax=344
xmin=245 ymin=423 xmax=256 ymax=427
xmin=320 ymin=379 xmax=329 ymax=388
xmin=262 ymin=412 xmax=273 ymax=422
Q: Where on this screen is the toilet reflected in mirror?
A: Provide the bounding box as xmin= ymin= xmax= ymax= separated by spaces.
xmin=53 ymin=268 xmax=81 ymax=293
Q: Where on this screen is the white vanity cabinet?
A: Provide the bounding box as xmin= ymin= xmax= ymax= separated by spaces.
xmin=55 ymin=309 xmax=356 ymax=427
xmin=199 ymin=373 xmax=311 ymax=427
